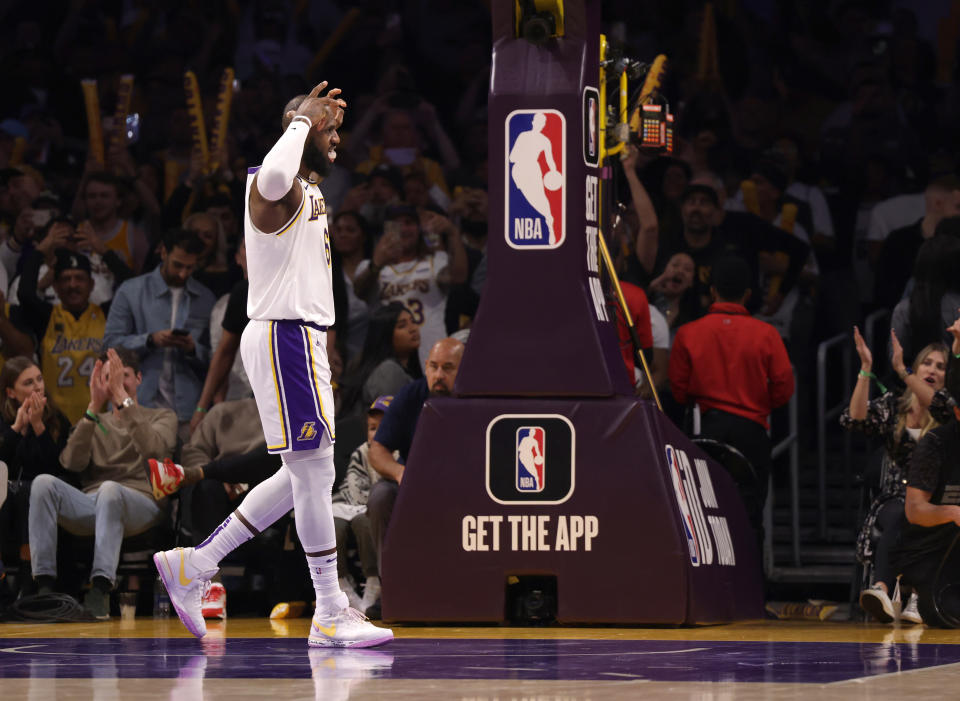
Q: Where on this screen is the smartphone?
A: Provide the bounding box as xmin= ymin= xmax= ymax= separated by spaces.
xmin=32 ymin=210 xmax=52 ymax=228
xmin=171 ymin=328 xmax=190 ymax=336
xmin=125 ymin=113 xmax=140 ymax=145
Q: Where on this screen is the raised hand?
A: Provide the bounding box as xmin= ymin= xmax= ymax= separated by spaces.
xmin=11 ymin=400 xmax=29 ymax=434
xmin=621 ymin=144 xmax=640 ymax=173
xmin=35 ymin=221 xmax=73 ymax=259
xmin=88 ymin=359 xmax=111 ymax=412
xmin=890 ymin=328 xmax=906 ymax=377
xmin=292 ymin=81 xmax=347 ymax=130
xmin=74 ymin=221 xmax=106 ymax=255
xmin=27 ymin=391 xmax=47 ymax=433
xmin=853 ymin=326 xmax=872 ymax=371
xmin=948 ymin=308 xmax=960 ymax=356
xmin=649 ymin=269 xmax=672 ymax=295
xmin=372 ymin=228 xmax=402 ymax=268
xmin=105 ymin=348 xmax=129 ymax=405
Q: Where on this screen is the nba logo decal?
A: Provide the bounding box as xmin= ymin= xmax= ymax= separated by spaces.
xmin=486 ymin=415 xmax=574 ymax=505
xmin=515 ymin=427 xmax=545 ymax=492
xmin=583 ymin=87 xmax=600 ymax=166
xmin=505 ymin=109 xmax=566 ymax=249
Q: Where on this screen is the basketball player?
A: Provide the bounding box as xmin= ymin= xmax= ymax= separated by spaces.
xmin=154 ymin=81 xmax=393 ymax=648
xmin=509 ymin=112 xmax=558 ymax=241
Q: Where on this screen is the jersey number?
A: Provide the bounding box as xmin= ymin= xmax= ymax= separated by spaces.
xmin=323 ymin=227 xmax=331 ymax=268
xmin=406 ymin=299 xmax=424 ymax=325
xmin=57 ymin=356 xmax=96 ymax=387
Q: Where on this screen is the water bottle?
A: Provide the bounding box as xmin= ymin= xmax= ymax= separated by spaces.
xmin=153 ymin=574 xmax=170 ymax=618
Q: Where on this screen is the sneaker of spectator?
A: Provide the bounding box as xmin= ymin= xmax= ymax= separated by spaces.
xmin=83 ymin=581 xmax=111 ymax=620
xmin=901 ymin=592 xmax=923 ymax=625
xmin=860 ymin=583 xmax=896 ymax=624
xmin=202 ymin=581 xmax=227 ymax=620
xmin=147 ymin=458 xmax=203 ymax=499
xmin=339 ymin=573 xmax=363 ymax=611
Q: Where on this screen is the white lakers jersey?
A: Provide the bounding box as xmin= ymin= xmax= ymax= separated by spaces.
xmin=244 ymin=171 xmax=335 ymax=325
xmin=358 ymin=251 xmax=449 ymax=370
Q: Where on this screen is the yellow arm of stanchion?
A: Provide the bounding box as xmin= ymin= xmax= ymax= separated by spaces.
xmin=307 ymin=8 xmax=361 ymax=81
xmin=599 ymin=34 xmax=608 ymax=162
xmin=596 ymin=229 xmax=663 ymax=412
xmin=81 ymin=79 xmax=105 ymax=165
xmin=605 ymin=66 xmax=629 ymax=157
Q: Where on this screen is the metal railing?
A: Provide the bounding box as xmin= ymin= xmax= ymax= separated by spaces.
xmin=816 ymin=333 xmax=853 ymax=540
xmin=768 ymin=367 xmax=800 ymax=568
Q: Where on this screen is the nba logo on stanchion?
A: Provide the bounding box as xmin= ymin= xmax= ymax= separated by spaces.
xmin=505 ymin=109 xmax=566 ymax=249
xmin=516 ymin=427 xmax=546 ymax=492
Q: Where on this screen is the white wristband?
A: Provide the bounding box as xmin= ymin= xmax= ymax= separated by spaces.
xmin=290 ymin=115 xmax=313 ymax=128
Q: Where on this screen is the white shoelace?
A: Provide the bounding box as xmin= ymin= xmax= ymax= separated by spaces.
xmin=342 ymin=606 xmax=368 ymax=623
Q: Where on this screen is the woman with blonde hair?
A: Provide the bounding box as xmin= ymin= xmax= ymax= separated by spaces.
xmin=842 ymin=329 xmax=951 ymax=624
xmin=0 ymin=356 xmax=74 ymax=588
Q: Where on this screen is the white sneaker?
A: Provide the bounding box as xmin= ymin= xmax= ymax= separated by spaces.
xmin=154 ymin=547 xmax=217 ymax=638
xmin=359 ymin=576 xmax=381 ymax=614
xmin=900 ymin=592 xmax=924 ymax=625
xmin=309 ymin=606 xmax=394 ymax=648
xmin=860 ymin=584 xmax=895 ymax=624
xmin=339 ymin=576 xmax=363 ymax=611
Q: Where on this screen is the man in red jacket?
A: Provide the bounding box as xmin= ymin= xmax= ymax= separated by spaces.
xmin=669 ymin=255 xmax=794 ymax=540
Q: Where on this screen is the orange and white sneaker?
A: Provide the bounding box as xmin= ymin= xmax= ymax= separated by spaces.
xmin=154 ymin=547 xmax=217 ymax=638
xmin=309 ymin=606 xmax=394 ymax=648
xmin=147 ymin=458 xmax=185 ymax=500
xmin=201 ymin=582 xmax=226 ymax=619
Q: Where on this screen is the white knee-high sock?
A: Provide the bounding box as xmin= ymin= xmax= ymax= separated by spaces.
xmin=192 ymin=465 xmax=294 ymax=573
xmin=283 ymin=448 xmax=346 ymax=611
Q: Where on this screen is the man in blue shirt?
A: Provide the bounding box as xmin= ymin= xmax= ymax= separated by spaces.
xmin=364 ymin=337 xmax=464 ymax=614
xmin=104 ymin=229 xmax=215 ymax=430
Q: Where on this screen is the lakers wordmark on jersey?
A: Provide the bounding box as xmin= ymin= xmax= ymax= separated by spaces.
xmin=244 ymin=170 xmax=334 ymax=326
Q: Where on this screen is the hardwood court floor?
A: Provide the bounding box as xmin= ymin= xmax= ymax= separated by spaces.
xmin=2 ymin=617 xmax=959 ymax=699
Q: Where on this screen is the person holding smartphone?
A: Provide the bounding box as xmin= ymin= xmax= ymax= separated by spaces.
xmin=103 ymin=228 xmax=215 ymax=437
xmin=352 ymin=204 xmax=467 ymax=372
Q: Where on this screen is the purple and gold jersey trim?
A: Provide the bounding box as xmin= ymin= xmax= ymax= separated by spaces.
xmin=274 ymin=192 xmax=305 ymax=237
xmin=266 ymin=320 xmax=335 ymax=453
xmin=267 ymin=321 xmax=290 ymax=451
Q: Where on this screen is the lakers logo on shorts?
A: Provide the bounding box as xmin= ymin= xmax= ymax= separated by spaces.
xmin=297 ymin=422 xmax=318 ymax=441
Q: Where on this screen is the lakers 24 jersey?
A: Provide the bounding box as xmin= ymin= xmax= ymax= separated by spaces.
xmin=244 ymin=170 xmax=334 ymax=325
xmin=41 ymin=304 xmax=106 ymax=423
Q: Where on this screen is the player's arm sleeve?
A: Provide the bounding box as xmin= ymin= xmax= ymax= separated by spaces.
xmin=256 ymin=121 xmax=311 ymax=201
